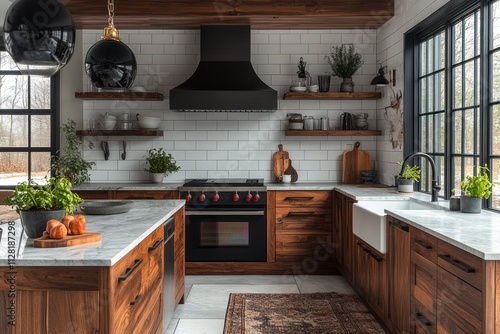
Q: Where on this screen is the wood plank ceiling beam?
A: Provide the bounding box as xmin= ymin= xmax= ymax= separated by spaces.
xmin=62 ymin=0 xmax=394 ymax=29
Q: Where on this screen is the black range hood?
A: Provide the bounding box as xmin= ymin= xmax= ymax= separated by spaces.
xmin=169 ymin=25 xmax=277 ymax=112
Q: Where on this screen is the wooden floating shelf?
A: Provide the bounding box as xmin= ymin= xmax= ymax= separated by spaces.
xmin=285 ymin=130 xmax=382 ymax=136
xmin=283 ymin=92 xmax=382 ymax=100
xmin=76 ymin=130 xmax=163 ymax=137
xmin=75 ymin=91 xmax=164 ymax=101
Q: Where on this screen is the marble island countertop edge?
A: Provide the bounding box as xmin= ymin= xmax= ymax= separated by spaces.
xmin=0 ymin=200 xmax=185 ymax=267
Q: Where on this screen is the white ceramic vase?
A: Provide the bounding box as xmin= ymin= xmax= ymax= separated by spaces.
xmin=150 ymin=173 xmax=165 ymax=183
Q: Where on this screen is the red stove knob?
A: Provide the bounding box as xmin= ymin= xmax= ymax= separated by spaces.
xmin=233 ymin=192 xmax=240 ymax=202
xmin=213 ymin=192 xmax=220 ymax=202
xmin=185 ymin=192 xmax=192 ymax=202
xmin=253 ymin=192 xmax=260 ymax=202
xmin=245 ymin=191 xmax=252 ymax=202
xmin=198 ymin=192 xmax=206 ymax=202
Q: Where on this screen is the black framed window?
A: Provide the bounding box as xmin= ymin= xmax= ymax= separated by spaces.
xmin=0 ymin=38 xmax=59 ymax=187
xmin=405 ymin=0 xmax=500 ymax=211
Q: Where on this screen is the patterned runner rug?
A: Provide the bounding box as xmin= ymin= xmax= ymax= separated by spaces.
xmin=224 ymin=292 xmax=386 ymax=334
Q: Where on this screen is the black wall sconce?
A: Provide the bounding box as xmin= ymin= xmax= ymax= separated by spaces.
xmin=370 ymin=65 xmax=390 ymax=86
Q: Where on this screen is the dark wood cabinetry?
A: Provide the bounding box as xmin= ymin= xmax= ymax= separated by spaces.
xmin=387 ymin=217 xmax=411 ymax=334
xmin=333 ymin=191 xmax=356 ymax=282
xmin=173 ymin=207 xmax=186 ymax=306
xmin=0 ymin=225 xmax=165 ymax=334
xmin=274 ymin=191 xmax=334 ymax=269
xmin=354 ymin=237 xmax=386 ymax=320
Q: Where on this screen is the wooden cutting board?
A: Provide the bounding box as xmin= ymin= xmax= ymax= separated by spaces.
xmin=273 ymin=144 xmax=290 ymax=183
xmin=33 ymin=232 xmax=102 ymax=248
xmin=342 ymin=142 xmax=371 ymax=184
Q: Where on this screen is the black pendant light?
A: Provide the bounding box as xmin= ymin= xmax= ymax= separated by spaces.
xmin=85 ymin=0 xmax=137 ymax=90
xmin=3 ymin=0 xmax=75 ymax=77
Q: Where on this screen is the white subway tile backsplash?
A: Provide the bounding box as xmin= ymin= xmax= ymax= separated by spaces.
xmin=82 ymin=28 xmax=380 ymax=183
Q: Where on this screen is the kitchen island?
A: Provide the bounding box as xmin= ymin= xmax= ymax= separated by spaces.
xmin=0 ymin=200 xmax=185 ymax=334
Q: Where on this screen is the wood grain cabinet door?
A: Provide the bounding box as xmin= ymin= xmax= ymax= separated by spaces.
xmin=387 ymin=216 xmax=411 ymax=334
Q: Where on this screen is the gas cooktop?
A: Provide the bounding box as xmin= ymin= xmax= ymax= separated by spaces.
xmin=182 ymin=178 xmax=264 ymax=187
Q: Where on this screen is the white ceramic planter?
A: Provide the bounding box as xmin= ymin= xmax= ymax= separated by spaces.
xmin=397 ymin=178 xmax=414 ymax=193
xmin=150 ymin=173 xmax=165 ymax=183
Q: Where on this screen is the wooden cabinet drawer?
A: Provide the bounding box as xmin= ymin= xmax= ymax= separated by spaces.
xmin=276 ymin=234 xmax=333 ymax=262
xmin=276 ymin=207 xmax=332 ymax=234
xmin=437 ymin=241 xmax=482 ymax=290
xmin=142 ymin=226 xmax=164 ymax=291
xmin=276 ymin=191 xmax=331 ymax=207
xmin=437 ymin=267 xmax=481 ymax=333
xmin=411 ymin=228 xmax=437 ymax=264
xmin=134 ymin=283 xmax=163 ymax=334
xmin=74 ymin=190 xmax=110 ymax=199
xmin=411 ymin=250 xmax=437 ymax=315
xmin=111 ymin=246 xmax=145 ymax=333
xmin=411 ymin=299 xmax=436 ymax=334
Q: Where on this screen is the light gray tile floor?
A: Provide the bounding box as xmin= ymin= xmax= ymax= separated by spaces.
xmin=165 ymin=274 xmax=355 ymax=334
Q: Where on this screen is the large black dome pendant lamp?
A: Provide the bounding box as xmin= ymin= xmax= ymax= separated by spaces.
xmin=3 ymin=0 xmax=75 ymax=77
xmin=85 ymin=0 xmax=137 ymax=90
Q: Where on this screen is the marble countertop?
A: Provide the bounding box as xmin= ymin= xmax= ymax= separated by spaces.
xmin=386 ymin=207 xmax=500 ymax=260
xmin=0 ymin=200 xmax=185 ymax=267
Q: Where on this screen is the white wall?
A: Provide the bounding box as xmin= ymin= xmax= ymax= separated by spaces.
xmin=81 ymin=29 xmax=380 ymax=183
xmin=375 ymin=0 xmax=451 ymax=185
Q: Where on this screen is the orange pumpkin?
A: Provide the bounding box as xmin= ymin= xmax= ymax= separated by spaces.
xmin=68 ymin=216 xmax=86 ymax=235
xmin=61 ymin=215 xmax=74 ymax=229
xmin=49 ymin=223 xmax=67 ymax=239
xmin=46 ymin=219 xmax=61 ymax=234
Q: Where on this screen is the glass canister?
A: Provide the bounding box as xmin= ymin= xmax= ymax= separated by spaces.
xmin=303 ymin=116 xmax=314 ymax=130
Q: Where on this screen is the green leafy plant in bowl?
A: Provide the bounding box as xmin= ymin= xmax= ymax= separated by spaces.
xmin=397 ymin=163 xmax=421 ymax=182
xmin=145 ymin=148 xmax=180 ymax=183
xmin=4 ymin=177 xmax=83 ymax=214
xmin=459 ymin=164 xmax=493 ymax=199
xmin=4 ymin=177 xmax=83 ymax=238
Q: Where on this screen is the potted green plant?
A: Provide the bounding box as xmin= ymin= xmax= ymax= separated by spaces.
xmin=457 ymin=164 xmax=493 ymax=213
xmin=396 ymin=162 xmax=421 ymax=193
xmin=4 ymin=177 xmax=83 ymax=238
xmin=51 ymin=119 xmax=95 ymax=186
xmin=325 ymin=44 xmax=363 ymax=92
xmin=144 ymin=148 xmax=180 ymax=183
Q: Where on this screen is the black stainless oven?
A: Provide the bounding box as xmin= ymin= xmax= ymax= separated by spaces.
xmin=180 ymin=179 xmax=267 ymax=262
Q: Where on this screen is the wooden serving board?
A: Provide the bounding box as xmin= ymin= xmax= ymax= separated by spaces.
xmin=33 ymin=232 xmax=102 ymax=248
xmin=342 ymin=142 xmax=371 ymax=184
xmin=273 ymin=144 xmax=290 ymax=183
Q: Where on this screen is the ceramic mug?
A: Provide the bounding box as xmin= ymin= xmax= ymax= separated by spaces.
xmin=281 ymin=175 xmax=292 ymax=183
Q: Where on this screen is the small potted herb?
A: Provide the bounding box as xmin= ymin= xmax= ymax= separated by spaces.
xmin=144 ymin=148 xmax=180 ymax=183
xmin=325 ymin=44 xmax=363 ymax=92
xmin=51 ymin=119 xmax=95 ymax=186
xmin=290 ymin=57 xmax=309 ymax=91
xmin=396 ymin=162 xmax=421 ymax=193
xmin=4 ymin=177 xmax=83 ymax=238
xmin=457 ymin=164 xmax=493 ymax=213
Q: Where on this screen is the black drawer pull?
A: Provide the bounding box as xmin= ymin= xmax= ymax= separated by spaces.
xmin=284 ymin=196 xmax=314 ymax=201
xmin=363 ymin=247 xmax=371 ymax=254
xmin=118 ymin=259 xmax=143 ymax=282
xmin=438 ymin=254 xmax=475 ymax=273
xmin=287 ymin=211 xmax=316 ymax=216
xmin=148 ymin=239 xmax=163 ymax=252
xmin=415 ymin=239 xmax=432 ymax=249
xmin=370 ymin=253 xmax=383 ymax=262
xmin=415 ymin=312 xmax=431 ymax=327
xmin=390 ymin=220 xmax=409 ymax=232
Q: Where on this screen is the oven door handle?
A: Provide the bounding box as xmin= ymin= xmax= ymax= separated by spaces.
xmin=186 ymin=211 xmax=265 ymax=216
